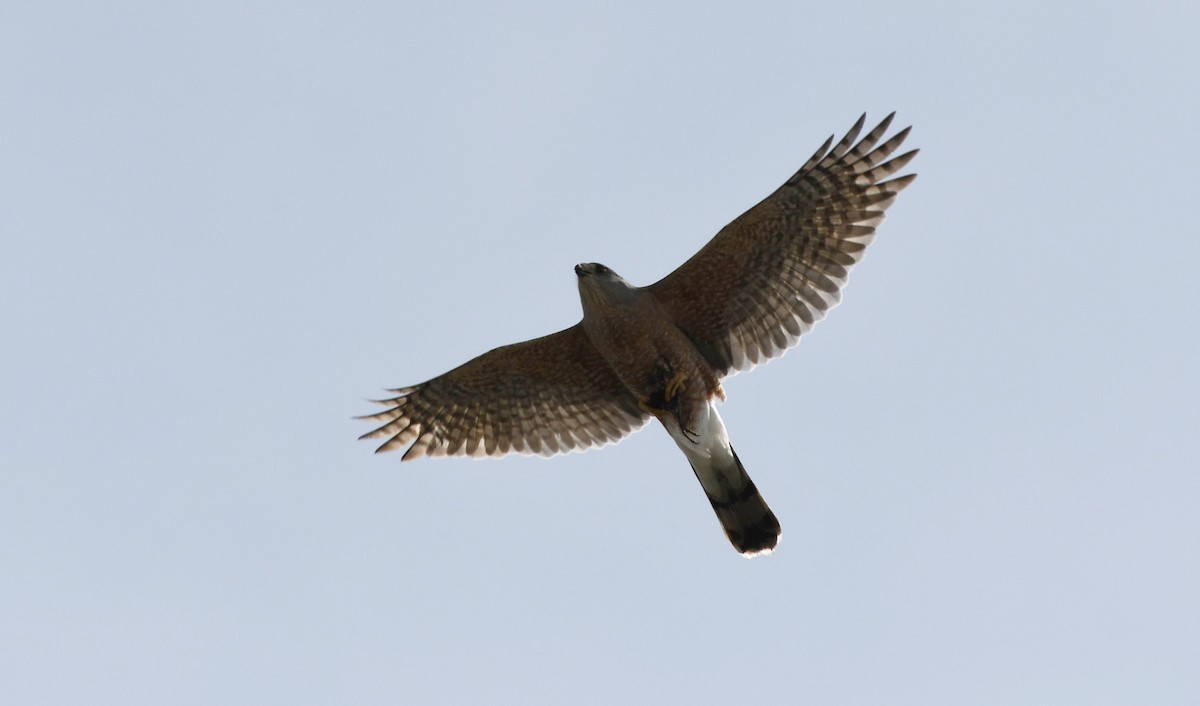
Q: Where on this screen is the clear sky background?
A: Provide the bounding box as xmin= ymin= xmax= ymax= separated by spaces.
xmin=3 ymin=2 xmax=1198 ymax=704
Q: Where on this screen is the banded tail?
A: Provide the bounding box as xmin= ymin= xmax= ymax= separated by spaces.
xmin=691 ymin=446 xmax=780 ymax=555
xmin=662 ymin=401 xmax=781 ymax=556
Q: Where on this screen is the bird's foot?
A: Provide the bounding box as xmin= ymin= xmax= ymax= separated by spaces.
xmin=664 ymin=371 xmax=688 ymax=401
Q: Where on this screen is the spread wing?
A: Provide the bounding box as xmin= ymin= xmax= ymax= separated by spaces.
xmin=648 ymin=113 xmax=917 ymax=376
xmin=359 ymin=325 xmax=650 ymax=460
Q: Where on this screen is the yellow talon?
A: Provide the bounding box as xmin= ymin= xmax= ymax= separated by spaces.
xmin=665 ymin=371 xmax=688 ymax=401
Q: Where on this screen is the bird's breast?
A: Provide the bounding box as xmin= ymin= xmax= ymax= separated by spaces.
xmin=580 ymin=294 xmax=719 ymax=403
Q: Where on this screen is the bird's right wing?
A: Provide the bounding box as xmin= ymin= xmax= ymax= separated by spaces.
xmin=359 ymin=324 xmax=650 ymax=460
xmin=648 ymin=113 xmax=917 ymax=376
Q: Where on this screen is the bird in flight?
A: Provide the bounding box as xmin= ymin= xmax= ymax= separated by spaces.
xmin=360 ymin=113 xmax=917 ymax=556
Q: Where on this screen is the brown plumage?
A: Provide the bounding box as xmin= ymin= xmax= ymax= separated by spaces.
xmin=360 ymin=113 xmax=917 ymax=555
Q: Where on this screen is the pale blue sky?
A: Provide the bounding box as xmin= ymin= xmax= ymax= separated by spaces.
xmin=3 ymin=1 xmax=1198 ymax=704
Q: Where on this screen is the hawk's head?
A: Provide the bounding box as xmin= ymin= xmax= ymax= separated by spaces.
xmin=574 ymin=262 xmax=613 ymax=278
xmin=575 ymin=262 xmax=637 ymax=310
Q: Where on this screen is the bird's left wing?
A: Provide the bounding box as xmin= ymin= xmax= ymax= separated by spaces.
xmin=359 ymin=324 xmax=650 ymax=460
xmin=647 ymin=113 xmax=917 ymax=376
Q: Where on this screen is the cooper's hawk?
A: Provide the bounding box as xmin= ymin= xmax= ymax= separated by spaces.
xmin=360 ymin=113 xmax=917 ymax=556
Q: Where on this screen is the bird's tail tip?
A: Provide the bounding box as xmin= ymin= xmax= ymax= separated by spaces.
xmin=703 ymin=446 xmax=782 ymax=556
